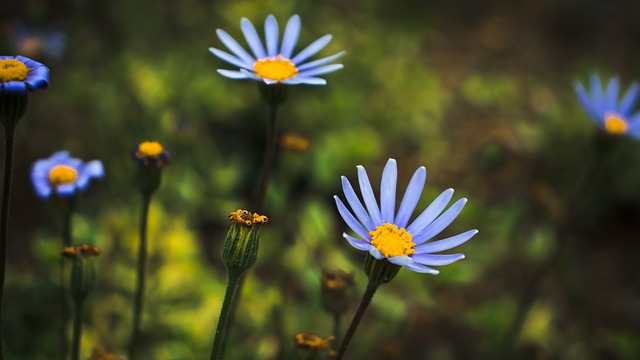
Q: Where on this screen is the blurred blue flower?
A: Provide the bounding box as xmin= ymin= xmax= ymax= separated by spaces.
xmin=210 ymin=14 xmax=345 ymax=85
xmin=575 ymin=75 xmax=640 ymax=138
xmin=31 ymin=151 xmax=104 ymax=198
xmin=0 ymin=55 xmax=49 ymax=95
xmin=11 ymin=23 xmax=66 ymax=59
xmin=334 ymin=159 xmax=477 ymax=275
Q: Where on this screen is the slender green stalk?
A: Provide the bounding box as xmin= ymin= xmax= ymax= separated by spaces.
xmin=332 ymin=312 xmax=342 ymax=343
xmin=59 ymin=258 xmax=68 ymax=360
xmin=0 ymin=122 xmax=16 ymax=359
xmin=128 ymin=193 xmax=152 ymax=359
xmin=70 ymin=296 xmax=85 ymax=360
xmin=210 ymin=272 xmax=243 ymax=360
xmin=254 ymin=103 xmax=279 ymax=213
xmin=335 ymin=282 xmax=379 ymax=360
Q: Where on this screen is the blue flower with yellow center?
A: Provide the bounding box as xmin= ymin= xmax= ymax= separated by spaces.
xmin=334 ymin=159 xmax=478 ymax=274
xmin=0 ymin=55 xmax=49 ymax=95
xmin=210 ymin=15 xmax=345 ymax=85
xmin=31 ymin=151 xmax=104 ymax=198
xmin=575 ymin=75 xmax=640 ymax=138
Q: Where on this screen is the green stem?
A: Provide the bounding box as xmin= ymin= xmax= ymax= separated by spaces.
xmin=335 ymin=282 xmax=379 ymax=360
xmin=128 ymin=193 xmax=152 ymax=360
xmin=0 ymin=123 xmax=16 ymax=359
xmin=254 ymin=104 xmax=279 ymax=213
xmin=59 ymin=258 xmax=68 ymax=360
xmin=332 ymin=312 xmax=342 ymax=343
xmin=70 ymin=296 xmax=85 ymax=360
xmin=210 ymin=272 xmax=243 ymax=360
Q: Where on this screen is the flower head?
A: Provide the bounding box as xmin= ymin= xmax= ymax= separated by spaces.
xmin=575 ymin=75 xmax=640 ymax=138
xmin=210 ymin=15 xmax=345 ymax=85
xmin=0 ymin=55 xmax=49 ymax=95
xmin=31 ymin=151 xmax=104 ymax=198
xmin=334 ymin=159 xmax=478 ymax=275
xmin=294 ymin=332 xmax=336 ymax=357
xmin=132 ymin=141 xmax=170 ymax=168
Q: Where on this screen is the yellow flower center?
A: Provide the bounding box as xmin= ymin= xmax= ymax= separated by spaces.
xmin=49 ymin=165 xmax=78 ymax=187
xmin=0 ymin=59 xmax=30 ymax=83
xmin=253 ymin=55 xmax=298 ymax=81
xmin=369 ymin=223 xmax=415 ymax=258
xmin=228 ymin=209 xmax=269 ymax=226
xmin=605 ymin=115 xmax=628 ymax=135
xmin=137 ymin=141 xmax=164 ymax=157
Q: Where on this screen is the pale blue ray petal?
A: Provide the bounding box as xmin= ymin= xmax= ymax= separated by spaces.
xmin=357 ymin=165 xmax=383 ymax=225
xmin=388 ymin=256 xmax=413 ymax=266
xmin=263 ymin=79 xmax=278 ymax=85
xmin=296 ymin=64 xmax=343 ymax=78
xmin=575 ymin=82 xmax=597 ymax=119
xmin=217 ymin=69 xmax=251 ymax=79
xmin=619 ymin=83 xmax=639 ymax=115
xmin=297 ymin=51 xmax=346 ymax=71
xmin=395 ymin=166 xmax=426 ymax=228
xmin=280 ymin=15 xmax=301 ymax=59
xmin=56 ymin=184 xmax=76 ymax=196
xmin=414 ymin=229 xmax=478 ymax=254
xmin=241 ymin=18 xmax=266 ymax=59
xmin=404 ymin=262 xmax=439 ymax=274
xmin=76 ymin=161 xmax=104 ymax=189
xmin=239 ymin=69 xmax=262 ymax=81
xmin=264 ymin=15 xmax=279 ymax=58
xmin=406 ymin=188 xmax=454 ymax=235
xmin=626 ymin=113 xmax=640 ymax=139
xmin=289 ymin=77 xmax=327 ymax=85
xmin=215 ymin=29 xmax=256 ymax=65
xmin=291 ymin=35 xmax=332 ymax=64
xmin=369 ymin=246 xmax=385 ymax=260
xmin=380 ymin=159 xmax=397 ymax=223
xmin=334 ymin=196 xmax=370 ymax=239
xmin=209 ymin=47 xmax=253 ymax=70
xmin=413 ymin=198 xmax=468 ymax=244
xmin=411 ymin=253 xmax=465 ymax=266
xmin=590 ymin=74 xmax=604 ymax=114
xmin=343 ymin=233 xmax=371 ymax=251
xmin=606 ymin=78 xmax=620 ymax=110
xmin=342 ymin=176 xmax=376 ymax=231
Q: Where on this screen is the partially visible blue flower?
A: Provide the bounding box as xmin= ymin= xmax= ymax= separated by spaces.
xmin=0 ymin=55 xmax=49 ymax=95
xmin=210 ymin=14 xmax=345 ymax=85
xmin=11 ymin=23 xmax=66 ymax=59
xmin=334 ymin=159 xmax=477 ymax=275
xmin=31 ymin=151 xmax=104 ymax=198
xmin=575 ymin=75 xmax=640 ymax=138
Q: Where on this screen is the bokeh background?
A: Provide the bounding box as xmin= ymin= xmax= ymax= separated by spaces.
xmin=2 ymin=0 xmax=640 ymax=359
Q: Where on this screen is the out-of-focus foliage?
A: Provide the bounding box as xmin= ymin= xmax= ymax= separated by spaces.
xmin=2 ymin=0 xmax=640 ymax=358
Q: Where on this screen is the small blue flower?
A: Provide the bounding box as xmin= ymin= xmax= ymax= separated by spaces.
xmin=334 ymin=159 xmax=477 ymax=275
xmin=210 ymin=15 xmax=345 ymax=85
xmin=575 ymin=75 xmax=640 ymax=137
xmin=31 ymin=151 xmax=104 ymax=198
xmin=0 ymin=55 xmax=49 ymax=95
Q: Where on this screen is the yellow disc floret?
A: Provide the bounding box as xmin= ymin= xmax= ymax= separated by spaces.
xmin=136 ymin=141 xmax=165 ymax=158
xmin=49 ymin=165 xmax=78 ymax=187
xmin=605 ymin=114 xmax=628 ymax=135
xmin=254 ymin=55 xmax=298 ymax=81
xmin=369 ymin=223 xmax=415 ymax=258
xmin=228 ymin=209 xmax=269 ymax=226
xmin=0 ymin=58 xmax=30 ymax=83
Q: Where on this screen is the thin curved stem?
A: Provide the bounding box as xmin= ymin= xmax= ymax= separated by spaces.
xmin=335 ymin=282 xmax=379 ymax=360
xmin=254 ymin=104 xmax=279 ymax=213
xmin=70 ymin=296 xmax=85 ymax=360
xmin=210 ymin=272 xmax=243 ymax=360
xmin=128 ymin=193 xmax=152 ymax=359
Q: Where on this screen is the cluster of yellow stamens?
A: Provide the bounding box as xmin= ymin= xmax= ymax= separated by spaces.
xmin=228 ymin=209 xmax=268 ymax=226
xmin=61 ymin=243 xmax=102 ymax=257
xmin=253 ymin=55 xmax=298 ymax=81
xmin=135 ymin=141 xmax=165 ymax=158
xmin=49 ymin=165 xmax=78 ymax=187
xmin=369 ymin=223 xmax=415 ymax=258
xmin=605 ymin=114 xmax=628 ymax=135
xmin=0 ymin=58 xmax=30 ymax=83
xmin=294 ymin=332 xmax=336 ymax=356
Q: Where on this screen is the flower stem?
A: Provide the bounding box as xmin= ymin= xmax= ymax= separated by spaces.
xmin=128 ymin=193 xmax=152 ymax=360
xmin=70 ymin=296 xmax=85 ymax=360
xmin=332 ymin=312 xmax=342 ymax=343
xmin=254 ymin=103 xmax=279 ymax=213
xmin=335 ymin=282 xmax=379 ymax=360
xmin=0 ymin=122 xmax=16 ymax=359
xmin=210 ymin=272 xmax=243 ymax=360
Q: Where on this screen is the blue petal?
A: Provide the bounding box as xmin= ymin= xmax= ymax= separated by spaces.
xmin=56 ymin=183 xmax=76 ymax=196
xmin=209 ymin=47 xmax=253 ymax=70
xmin=589 ymin=74 xmax=604 ymax=116
xmin=216 ymin=29 xmax=256 ymax=65
xmin=1 ymin=82 xmax=27 ymax=95
xmin=297 ymin=51 xmax=346 ymax=71
xmin=217 ymin=69 xmax=252 ymax=79
xmin=626 ymin=113 xmax=640 ymax=139
xmin=239 ymin=69 xmax=262 ymax=81
xmin=413 ymin=198 xmax=468 ymax=244
xmin=280 ymin=15 xmax=301 ymax=59
xmin=414 ymin=229 xmax=478 ymax=254
xmin=343 ymin=233 xmax=371 ymax=251
xmin=619 ymin=83 xmax=639 ymax=115
xmin=264 ymin=15 xmax=279 ymax=58
xmin=291 ymin=35 xmax=332 ymax=65
xmin=334 ymin=196 xmax=370 ymax=240
xmin=380 ymin=159 xmax=397 ymax=223
xmin=368 ymin=246 xmax=385 ymax=260
xmin=606 ymin=78 xmax=620 ymax=110
xmin=76 ymin=160 xmax=104 ymax=189
xmin=575 ymin=82 xmax=597 ymax=120
xmin=357 ymin=165 xmax=382 ymax=225
xmin=241 ymin=18 xmax=266 ymax=59
xmin=296 ymin=64 xmax=343 ymax=78
xmin=341 ymin=176 xmax=376 ymax=231
xmin=403 ymin=262 xmax=439 ymax=274
xmin=284 ymin=77 xmax=327 ymax=85
xmin=395 ymin=166 xmax=426 ymax=228
xmin=387 ymin=255 xmax=413 ymax=266
xmin=406 ymin=188 xmax=454 ymax=235
xmin=411 ymin=253 xmax=465 ymax=266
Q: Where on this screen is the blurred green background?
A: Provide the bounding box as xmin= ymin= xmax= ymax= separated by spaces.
xmin=3 ymin=0 xmax=640 ymax=359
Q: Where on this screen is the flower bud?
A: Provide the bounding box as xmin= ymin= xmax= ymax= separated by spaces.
xmin=293 ymin=332 xmax=336 ymax=357
xmin=320 ymin=268 xmax=354 ymax=316
xmin=221 ymin=209 xmax=268 ymax=276
xmin=62 ymin=243 xmax=101 ymax=299
xmin=132 ymin=141 xmax=170 ymax=197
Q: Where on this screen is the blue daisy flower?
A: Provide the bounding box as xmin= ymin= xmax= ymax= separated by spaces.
xmin=209 ymin=14 xmax=345 ymax=85
xmin=31 ymin=151 xmax=104 ymax=198
xmin=575 ymin=75 xmax=640 ymax=138
xmin=0 ymin=55 xmax=49 ymax=95
xmin=334 ymin=159 xmax=477 ymax=275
